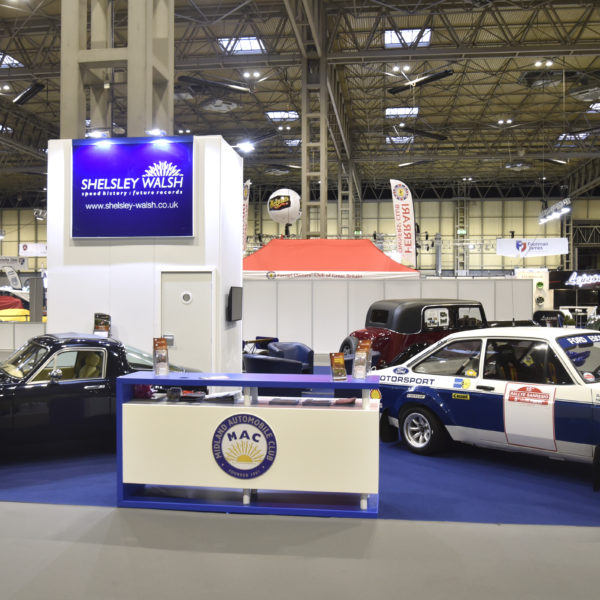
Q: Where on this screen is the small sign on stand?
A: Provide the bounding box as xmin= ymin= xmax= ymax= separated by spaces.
xmin=93 ymin=313 xmax=111 ymax=337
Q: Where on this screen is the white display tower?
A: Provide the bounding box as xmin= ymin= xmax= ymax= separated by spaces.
xmin=47 ymin=135 xmax=243 ymax=373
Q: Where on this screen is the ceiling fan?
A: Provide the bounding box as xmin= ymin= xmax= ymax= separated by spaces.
xmin=177 ymin=74 xmax=253 ymax=94
xmin=388 ymin=69 xmax=454 ymax=95
xmin=394 ymin=124 xmax=447 ymax=141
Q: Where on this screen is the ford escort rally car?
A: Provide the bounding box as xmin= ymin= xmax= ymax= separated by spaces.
xmin=377 ymin=326 xmax=600 ymax=471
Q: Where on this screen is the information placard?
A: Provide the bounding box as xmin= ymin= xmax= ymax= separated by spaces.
xmin=72 ymin=137 xmax=194 ymax=238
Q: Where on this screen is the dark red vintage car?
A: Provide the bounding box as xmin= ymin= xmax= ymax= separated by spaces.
xmin=339 ymin=298 xmax=488 ymax=367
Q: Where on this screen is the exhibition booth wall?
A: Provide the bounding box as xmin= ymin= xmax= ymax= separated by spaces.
xmin=242 ymin=276 xmax=533 ymax=355
xmin=46 ymin=135 xmax=243 ymax=373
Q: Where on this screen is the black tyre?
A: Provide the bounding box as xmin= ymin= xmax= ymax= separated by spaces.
xmin=399 ymin=406 xmax=448 ymax=455
xmin=339 ymin=336 xmax=359 ymax=356
xmin=379 ymin=409 xmax=399 ymax=443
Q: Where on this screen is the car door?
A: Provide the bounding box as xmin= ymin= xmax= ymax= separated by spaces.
xmin=477 ymin=337 xmax=592 ymax=457
xmin=410 ymin=337 xmax=503 ymax=441
xmin=13 ymin=348 xmax=113 ymax=443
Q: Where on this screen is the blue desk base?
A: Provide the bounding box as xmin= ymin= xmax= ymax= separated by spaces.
xmin=118 ymin=484 xmax=379 ymax=518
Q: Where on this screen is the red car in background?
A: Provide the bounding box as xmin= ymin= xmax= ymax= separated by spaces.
xmin=339 ymin=298 xmax=488 ymax=368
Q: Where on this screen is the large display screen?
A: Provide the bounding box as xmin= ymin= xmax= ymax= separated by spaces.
xmin=72 ymin=136 xmax=194 ymax=238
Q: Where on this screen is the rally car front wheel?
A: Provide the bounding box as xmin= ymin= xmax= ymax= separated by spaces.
xmin=399 ymin=407 xmax=448 ymax=455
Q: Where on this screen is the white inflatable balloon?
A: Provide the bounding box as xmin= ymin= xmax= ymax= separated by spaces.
xmin=267 ymin=188 xmax=301 ymax=224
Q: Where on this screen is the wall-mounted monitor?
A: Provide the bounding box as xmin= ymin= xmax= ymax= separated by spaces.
xmin=227 ymin=286 xmax=243 ymax=321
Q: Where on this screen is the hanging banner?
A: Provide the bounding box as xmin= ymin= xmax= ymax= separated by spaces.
xmin=390 ymin=179 xmax=416 ymax=268
xmin=19 ymin=242 xmax=47 ymax=257
xmin=496 ymin=238 xmax=568 ymax=258
xmin=243 ymin=179 xmax=251 ymax=251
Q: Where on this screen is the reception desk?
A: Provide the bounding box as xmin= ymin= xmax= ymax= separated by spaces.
xmin=116 ymin=371 xmax=380 ymax=518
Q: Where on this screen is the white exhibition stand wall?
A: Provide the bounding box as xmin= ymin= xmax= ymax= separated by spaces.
xmin=242 ymin=276 xmax=533 ymax=355
xmin=46 ymin=136 xmax=243 ymax=373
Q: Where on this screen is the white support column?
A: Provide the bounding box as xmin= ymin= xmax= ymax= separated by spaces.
xmin=60 ymin=0 xmax=174 ymax=140
xmin=89 ymin=0 xmax=112 ymax=132
xmin=60 ymin=0 xmax=87 ymax=139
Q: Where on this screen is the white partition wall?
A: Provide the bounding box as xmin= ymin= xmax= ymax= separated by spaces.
xmin=47 ymin=136 xmax=243 ymax=373
xmin=243 ymin=277 xmax=533 ymax=355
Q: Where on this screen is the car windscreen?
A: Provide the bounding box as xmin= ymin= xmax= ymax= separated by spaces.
xmin=557 ymin=333 xmax=600 ymax=383
xmin=124 ymin=344 xmax=185 ymax=372
xmin=0 ymin=341 xmax=50 ymax=379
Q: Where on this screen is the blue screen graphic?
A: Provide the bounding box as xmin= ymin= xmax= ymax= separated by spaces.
xmin=72 ymin=136 xmax=194 ymax=238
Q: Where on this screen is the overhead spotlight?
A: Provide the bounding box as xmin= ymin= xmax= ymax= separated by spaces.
xmin=237 ymin=141 xmax=255 ymax=153
xmin=539 ymin=197 xmax=571 ymax=224
xmin=145 ymin=128 xmax=166 ymax=136
xmin=13 ymin=81 xmax=45 ymax=105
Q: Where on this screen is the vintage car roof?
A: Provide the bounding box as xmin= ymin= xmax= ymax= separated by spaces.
xmin=371 ymin=298 xmax=482 ymax=310
xmin=34 ymin=333 xmax=121 ymax=345
xmin=443 ymin=326 xmax=598 ymax=342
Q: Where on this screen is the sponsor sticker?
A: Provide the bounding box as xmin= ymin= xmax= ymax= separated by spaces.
xmin=583 ymin=372 xmax=595 ymax=382
xmin=465 ymin=369 xmax=477 ymax=378
xmin=370 ymin=389 xmax=382 ymax=400
xmin=453 ymin=378 xmax=471 ymax=390
xmin=394 ymin=366 xmax=409 ymax=374
xmin=452 ymin=393 xmax=470 ymax=400
xmin=379 ymin=374 xmax=436 ymax=385
xmin=507 ymin=385 xmax=551 ymax=405
xmin=406 ymin=393 xmax=426 ymax=399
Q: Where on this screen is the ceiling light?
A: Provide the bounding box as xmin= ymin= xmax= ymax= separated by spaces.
xmin=243 ymin=72 xmax=250 ymax=78
xmin=0 ymin=229 xmax=5 ymax=240
xmin=398 ymin=162 xmax=415 ymax=167
xmin=545 ymin=59 xmax=553 ymax=67
xmin=506 ymin=119 xmax=513 ymax=124
xmin=253 ymin=71 xmax=260 ymax=78
xmin=392 ymin=65 xmax=400 ymax=72
xmin=403 ymin=65 xmax=410 ymax=72
xmin=2 ymin=84 xmax=9 ymax=91
xmin=86 ymin=129 xmax=110 ymax=139
xmin=237 ymin=141 xmax=255 ymax=153
xmin=535 ymin=60 xmax=543 ymax=67
xmin=145 ymin=128 xmax=166 ymax=136
xmin=34 ymin=209 xmax=47 ymax=221
xmin=539 ymin=197 xmax=571 ymax=224
xmin=498 ymin=119 xmax=504 ymax=125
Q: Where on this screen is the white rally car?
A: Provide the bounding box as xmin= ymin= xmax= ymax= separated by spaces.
xmin=377 ymin=327 xmax=600 ymax=473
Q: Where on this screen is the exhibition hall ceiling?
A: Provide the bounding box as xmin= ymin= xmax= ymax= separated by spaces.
xmin=0 ymin=0 xmax=599 ymax=207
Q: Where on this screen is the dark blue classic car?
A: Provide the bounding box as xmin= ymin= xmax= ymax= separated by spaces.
xmin=0 ymin=333 xmax=190 ymax=450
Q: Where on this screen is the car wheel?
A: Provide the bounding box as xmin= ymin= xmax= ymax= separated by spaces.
xmin=379 ymin=409 xmax=399 ymax=443
xmin=339 ymin=336 xmax=359 ymax=355
xmin=399 ymin=407 xmax=448 ymax=455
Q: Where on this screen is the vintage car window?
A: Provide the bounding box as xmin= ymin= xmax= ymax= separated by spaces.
xmin=413 ymin=339 xmax=481 ymax=376
xmin=557 ymin=333 xmax=600 ymax=383
xmin=456 ymin=306 xmax=484 ymax=329
xmin=369 ymin=309 xmax=388 ymax=325
xmin=483 ymin=339 xmax=573 ymax=385
xmin=0 ymin=340 xmax=49 ymax=379
xmin=423 ymin=307 xmax=451 ymax=331
xmin=29 ymin=349 xmax=105 ymax=383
